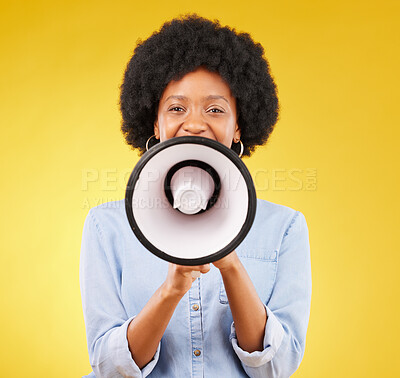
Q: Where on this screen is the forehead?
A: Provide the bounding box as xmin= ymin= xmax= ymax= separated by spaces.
xmin=160 ymin=68 xmax=235 ymax=100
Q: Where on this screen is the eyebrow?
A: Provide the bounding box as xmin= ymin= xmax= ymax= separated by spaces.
xmin=164 ymin=95 xmax=188 ymax=103
xmin=163 ymin=95 xmax=230 ymax=104
xmin=205 ymin=95 xmax=229 ymax=104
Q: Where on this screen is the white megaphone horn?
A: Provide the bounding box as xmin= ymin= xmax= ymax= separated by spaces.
xmin=125 ymin=136 xmax=256 ymax=266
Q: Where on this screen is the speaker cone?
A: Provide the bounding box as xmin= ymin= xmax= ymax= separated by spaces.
xmin=125 ymin=136 xmax=256 ymax=266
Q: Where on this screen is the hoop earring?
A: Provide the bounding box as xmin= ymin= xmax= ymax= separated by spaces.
xmin=146 ymin=135 xmax=159 ymax=151
xmin=233 ymin=139 xmax=244 ymax=158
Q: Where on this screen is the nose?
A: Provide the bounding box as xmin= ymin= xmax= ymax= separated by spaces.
xmin=182 ymin=114 xmax=207 ymax=134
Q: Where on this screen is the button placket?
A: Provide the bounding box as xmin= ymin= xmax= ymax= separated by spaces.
xmin=188 ymin=277 xmax=203 ymax=377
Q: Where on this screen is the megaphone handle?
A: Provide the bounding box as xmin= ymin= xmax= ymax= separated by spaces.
xmin=191 ymin=271 xmax=201 ymax=279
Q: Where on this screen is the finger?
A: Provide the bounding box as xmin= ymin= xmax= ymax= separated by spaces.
xmin=199 ymin=264 xmax=210 ymax=273
xmin=190 ymin=265 xmax=211 ymax=280
xmin=189 ymin=264 xmax=210 ymax=273
xmin=173 ymin=264 xmax=210 ymax=277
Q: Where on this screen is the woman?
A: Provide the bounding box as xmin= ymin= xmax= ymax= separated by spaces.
xmin=80 ymin=14 xmax=311 ymax=378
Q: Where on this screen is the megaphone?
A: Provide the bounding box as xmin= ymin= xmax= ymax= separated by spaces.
xmin=125 ymin=136 xmax=256 ymax=266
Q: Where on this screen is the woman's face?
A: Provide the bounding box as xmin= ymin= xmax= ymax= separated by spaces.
xmin=154 ymin=67 xmax=240 ymax=148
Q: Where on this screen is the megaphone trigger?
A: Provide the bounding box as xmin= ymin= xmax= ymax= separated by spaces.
xmin=191 ymin=271 xmax=201 ymax=279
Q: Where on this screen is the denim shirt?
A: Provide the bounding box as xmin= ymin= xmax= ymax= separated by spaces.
xmin=80 ymin=198 xmax=311 ymax=378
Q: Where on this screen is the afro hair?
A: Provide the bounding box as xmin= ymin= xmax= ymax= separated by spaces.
xmin=120 ymin=14 xmax=279 ymax=157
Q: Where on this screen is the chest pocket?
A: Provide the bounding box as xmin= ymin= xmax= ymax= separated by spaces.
xmin=219 ymin=250 xmax=278 ymax=305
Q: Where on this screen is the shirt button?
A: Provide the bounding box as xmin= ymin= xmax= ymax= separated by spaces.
xmin=192 ymin=304 xmax=199 ymax=311
xmin=194 ymin=349 xmax=201 ymax=357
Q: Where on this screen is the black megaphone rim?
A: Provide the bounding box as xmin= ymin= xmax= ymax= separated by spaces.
xmin=125 ymin=136 xmax=257 ymax=266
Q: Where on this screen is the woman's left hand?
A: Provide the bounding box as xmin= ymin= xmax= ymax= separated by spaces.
xmin=212 ymin=249 xmax=267 ymax=353
xmin=212 ymin=250 xmax=240 ymax=273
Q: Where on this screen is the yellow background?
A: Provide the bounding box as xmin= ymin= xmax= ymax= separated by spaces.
xmin=1 ymin=0 xmax=399 ymax=376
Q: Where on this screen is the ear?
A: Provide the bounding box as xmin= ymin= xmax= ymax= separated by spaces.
xmin=233 ymin=123 xmax=241 ymax=142
xmin=154 ymin=120 xmax=160 ymax=139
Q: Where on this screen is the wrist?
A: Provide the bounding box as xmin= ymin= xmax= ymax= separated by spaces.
xmin=160 ymin=282 xmax=186 ymax=302
xmin=218 ymin=254 xmax=242 ymax=276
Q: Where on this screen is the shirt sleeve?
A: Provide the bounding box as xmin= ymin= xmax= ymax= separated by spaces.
xmin=229 ymin=211 xmax=312 ymax=378
xmin=79 ymin=209 xmax=160 ymax=378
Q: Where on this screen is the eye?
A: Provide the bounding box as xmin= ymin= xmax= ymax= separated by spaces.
xmin=168 ymin=106 xmax=185 ymax=112
xmin=208 ymin=107 xmax=224 ymax=113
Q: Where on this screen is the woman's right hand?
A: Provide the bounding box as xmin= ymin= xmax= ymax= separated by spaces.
xmin=163 ymin=263 xmax=210 ymax=298
xmin=127 ymin=262 xmax=210 ymax=369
